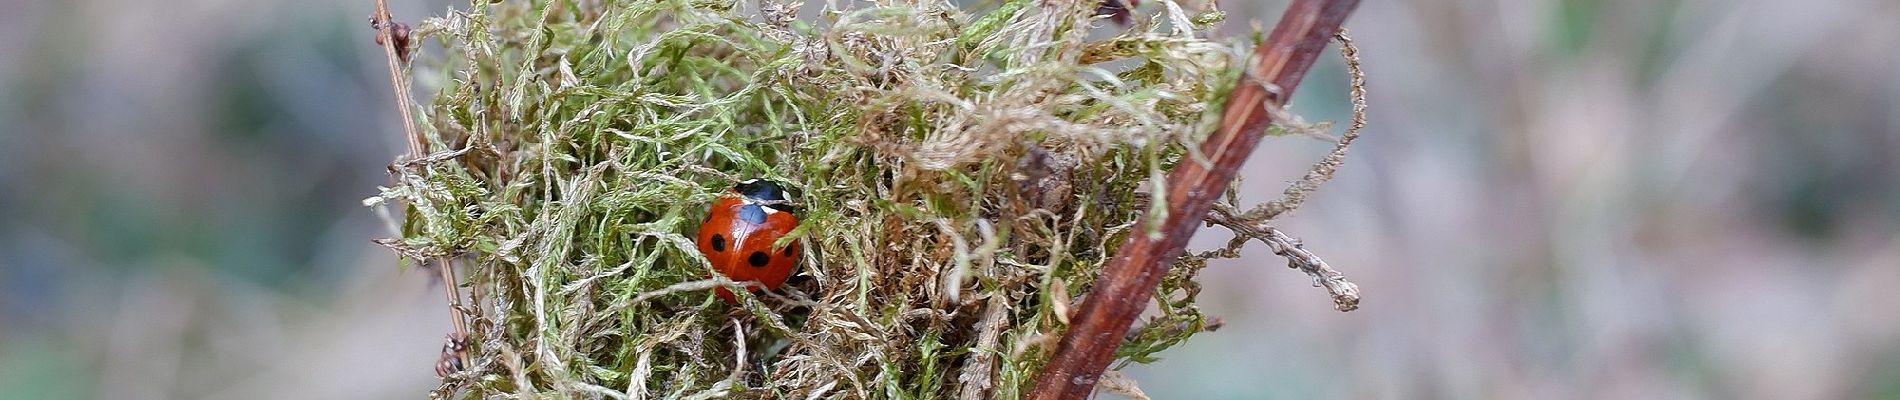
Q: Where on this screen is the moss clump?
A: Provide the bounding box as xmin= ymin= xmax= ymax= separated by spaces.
xmin=371 ymin=0 xmax=1257 ymax=397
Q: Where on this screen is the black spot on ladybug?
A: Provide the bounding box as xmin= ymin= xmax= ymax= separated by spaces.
xmin=711 ymin=234 xmax=727 ymax=252
xmin=738 ymin=204 xmax=767 ymax=224
xmin=748 ymin=251 xmax=770 ymax=267
xmin=783 ymin=246 xmax=794 ymax=257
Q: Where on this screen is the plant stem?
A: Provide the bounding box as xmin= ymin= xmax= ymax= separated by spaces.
xmin=372 ymin=0 xmax=468 ymax=348
xmin=372 ymin=0 xmax=424 ymax=160
xmin=439 ymin=258 xmax=468 ymax=337
xmin=1025 ymin=1 xmax=1361 ymax=398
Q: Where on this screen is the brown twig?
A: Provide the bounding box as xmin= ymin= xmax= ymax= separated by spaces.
xmin=1025 ymin=1 xmax=1361 ymax=399
xmin=371 ymin=0 xmax=425 ymax=160
xmin=439 ymin=258 xmax=469 ymax=335
xmin=372 ymin=0 xmax=470 ymax=376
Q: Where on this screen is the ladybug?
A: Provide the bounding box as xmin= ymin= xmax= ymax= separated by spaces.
xmin=695 ymin=178 xmax=801 ymax=303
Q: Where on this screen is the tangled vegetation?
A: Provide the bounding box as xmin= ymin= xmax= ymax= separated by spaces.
xmin=366 ymin=0 xmax=1317 ymax=397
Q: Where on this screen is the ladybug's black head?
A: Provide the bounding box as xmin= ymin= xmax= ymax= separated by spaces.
xmin=734 ymin=178 xmax=794 ymax=212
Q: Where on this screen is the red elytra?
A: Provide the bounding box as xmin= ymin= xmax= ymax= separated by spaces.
xmin=694 ymin=179 xmax=800 ymax=303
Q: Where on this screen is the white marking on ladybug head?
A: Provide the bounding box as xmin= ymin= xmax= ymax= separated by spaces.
xmin=780 ymin=190 xmax=791 ymax=200
xmin=741 ymin=178 xmax=760 ymax=185
xmin=762 ymin=207 xmax=781 ymax=215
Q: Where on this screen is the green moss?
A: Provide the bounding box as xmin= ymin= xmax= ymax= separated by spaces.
xmin=373 ymin=0 xmax=1259 ymax=397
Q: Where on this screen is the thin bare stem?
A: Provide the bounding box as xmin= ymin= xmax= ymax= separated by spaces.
xmin=1026 ymin=1 xmax=1361 ymax=398
xmin=438 ymin=259 xmax=469 ymax=336
xmin=372 ymin=0 xmax=425 ymax=160
xmin=374 ymin=0 xmax=468 ymax=376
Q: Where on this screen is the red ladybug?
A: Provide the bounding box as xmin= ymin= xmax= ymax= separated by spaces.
xmin=696 ymin=179 xmax=801 ymax=303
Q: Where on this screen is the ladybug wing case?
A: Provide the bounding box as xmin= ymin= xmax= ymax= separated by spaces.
xmin=696 ymin=196 xmax=801 ymax=294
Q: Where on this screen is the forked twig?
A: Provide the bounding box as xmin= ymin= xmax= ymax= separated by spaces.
xmin=1194 ymin=29 xmax=1368 ymax=311
xmin=1027 ymin=1 xmax=1362 ymax=398
xmin=1207 ymin=204 xmax=1360 ymax=311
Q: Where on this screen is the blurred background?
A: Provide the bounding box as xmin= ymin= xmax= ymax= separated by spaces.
xmin=1 ymin=0 xmax=1896 ymax=398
